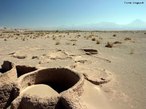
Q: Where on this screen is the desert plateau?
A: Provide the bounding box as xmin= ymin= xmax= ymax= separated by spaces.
xmin=0 ymin=29 xmax=146 ymax=109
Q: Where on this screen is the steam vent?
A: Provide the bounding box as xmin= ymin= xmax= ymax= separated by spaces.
xmin=0 ymin=61 xmax=85 ymax=109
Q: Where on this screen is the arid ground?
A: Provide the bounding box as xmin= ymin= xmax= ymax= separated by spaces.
xmin=0 ymin=29 xmax=146 ymax=109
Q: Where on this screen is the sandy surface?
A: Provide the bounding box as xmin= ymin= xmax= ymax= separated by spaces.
xmin=0 ymin=30 xmax=146 ymax=109
xmin=21 ymin=84 xmax=59 ymax=97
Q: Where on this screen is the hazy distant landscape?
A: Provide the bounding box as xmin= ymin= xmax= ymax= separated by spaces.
xmin=59 ymin=19 xmax=146 ymax=30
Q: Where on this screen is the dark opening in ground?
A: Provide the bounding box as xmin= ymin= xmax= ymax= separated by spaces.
xmin=35 ymin=68 xmax=80 ymax=93
xmin=0 ymin=61 xmax=13 ymax=73
xmin=16 ymin=65 xmax=37 ymax=77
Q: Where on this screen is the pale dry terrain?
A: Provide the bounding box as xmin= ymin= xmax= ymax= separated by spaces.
xmin=0 ymin=30 xmax=146 ymax=109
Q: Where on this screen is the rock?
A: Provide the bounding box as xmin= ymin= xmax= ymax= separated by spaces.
xmin=0 ymin=83 xmax=19 ymax=109
xmin=31 ymin=56 xmax=39 ymax=59
xmin=20 ymin=94 xmax=59 ymax=109
xmin=11 ymin=52 xmax=27 ymax=59
xmin=105 ymin=42 xmax=113 ymax=48
xmin=0 ymin=61 xmax=86 ymax=109
xmin=83 ymin=69 xmax=112 ymax=85
xmin=60 ymin=92 xmax=87 ymax=109
xmin=0 ymin=61 xmax=18 ymax=109
xmin=81 ymin=48 xmax=98 ymax=55
xmin=12 ymin=55 xmax=26 ymax=59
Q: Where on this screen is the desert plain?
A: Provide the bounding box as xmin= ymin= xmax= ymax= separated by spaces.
xmin=0 ymin=29 xmax=146 ymax=109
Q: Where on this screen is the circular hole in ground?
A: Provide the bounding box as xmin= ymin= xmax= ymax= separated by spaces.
xmin=20 ymin=68 xmax=80 ymax=93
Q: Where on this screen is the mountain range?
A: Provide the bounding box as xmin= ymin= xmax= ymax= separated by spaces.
xmin=1 ymin=19 xmax=146 ymax=30
xmin=68 ymin=19 xmax=146 ymax=30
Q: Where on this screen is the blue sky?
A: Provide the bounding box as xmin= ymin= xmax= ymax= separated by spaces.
xmin=0 ymin=0 xmax=146 ymax=29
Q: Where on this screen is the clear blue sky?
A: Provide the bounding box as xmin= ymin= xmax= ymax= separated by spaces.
xmin=0 ymin=0 xmax=146 ymax=29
